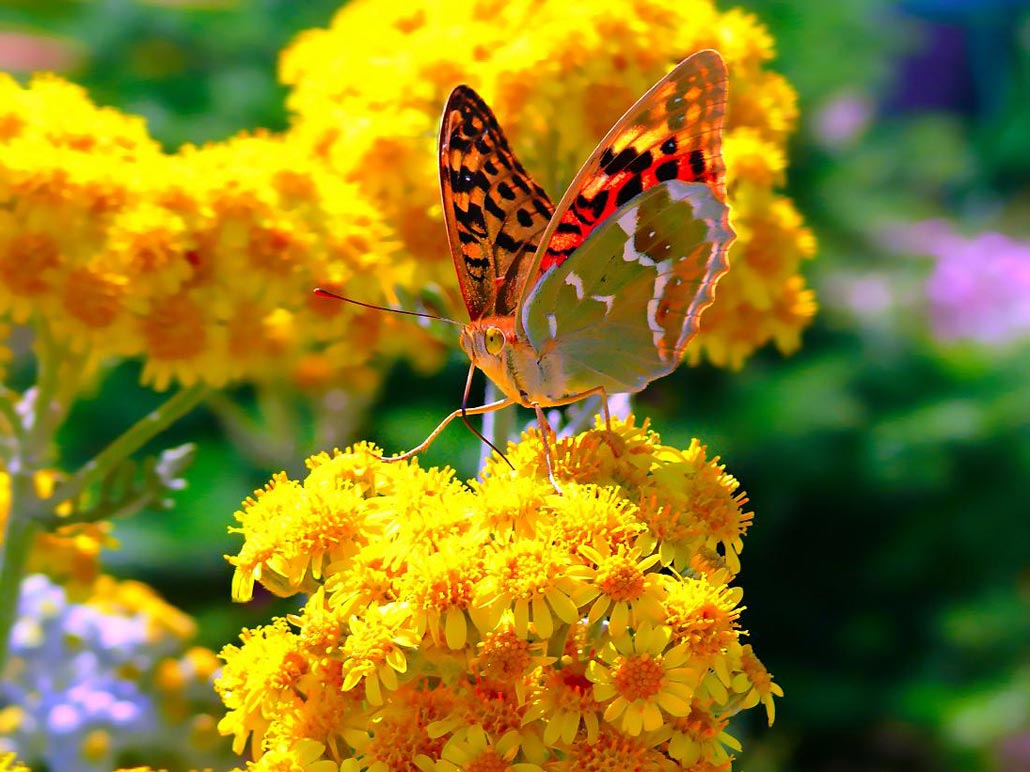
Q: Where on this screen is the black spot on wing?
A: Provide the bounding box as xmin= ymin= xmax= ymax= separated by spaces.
xmin=494 ymin=230 xmax=520 ymax=252
xmin=661 ymin=137 xmax=677 ymax=155
xmin=689 ymin=150 xmax=706 ymax=176
xmin=605 ymin=146 xmax=638 ymax=175
xmin=627 ymin=150 xmax=653 ymax=174
xmin=588 ymin=189 xmax=610 ymax=219
xmin=496 ymin=181 xmax=516 ymax=200
xmin=462 ymin=202 xmax=488 ymax=237
xmin=655 ymin=159 xmax=678 ymax=182
xmin=516 ymin=208 xmax=534 ymax=228
xmin=615 ymin=174 xmax=644 ymax=207
xmin=484 ymin=194 xmax=506 ymax=220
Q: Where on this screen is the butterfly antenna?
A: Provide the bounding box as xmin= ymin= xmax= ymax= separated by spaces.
xmin=313 ymin=287 xmax=463 ymax=326
xmin=459 ymin=362 xmax=514 ymax=469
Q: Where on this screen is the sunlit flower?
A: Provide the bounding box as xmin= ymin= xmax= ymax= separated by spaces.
xmin=471 ymin=536 xmax=586 ymax=640
xmin=341 ymin=683 xmax=457 ymax=770
xmin=338 ymin=603 xmax=418 ymax=705
xmin=657 ymin=698 xmax=741 ymax=766
xmin=588 ymin=622 xmax=697 ymax=735
xmin=436 ymin=724 xmax=545 ymax=772
xmin=571 ymin=543 xmax=666 ymax=637
xmin=550 ymin=725 xmax=679 ymax=771
xmin=216 ymin=619 xmax=307 ymax=756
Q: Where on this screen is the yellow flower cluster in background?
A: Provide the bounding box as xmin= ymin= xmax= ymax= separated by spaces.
xmin=281 ymin=0 xmax=816 ymax=369
xmin=0 ymin=0 xmax=814 ymax=392
xmin=0 ymin=74 xmax=442 ymax=393
xmin=221 ymin=417 xmax=781 ymax=769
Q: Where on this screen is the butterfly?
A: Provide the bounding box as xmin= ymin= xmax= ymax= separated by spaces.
xmin=322 ymin=50 xmax=734 ymax=490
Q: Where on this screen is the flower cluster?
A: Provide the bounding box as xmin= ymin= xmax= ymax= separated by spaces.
xmin=0 ymin=574 xmax=232 ymax=772
xmin=221 ymin=417 xmax=781 ymax=769
xmin=0 ymin=73 xmax=442 ymax=393
xmin=281 ymin=0 xmax=816 ymax=369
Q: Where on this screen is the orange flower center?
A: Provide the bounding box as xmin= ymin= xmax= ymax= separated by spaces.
xmin=611 ymin=653 xmax=664 ymax=702
xmin=597 ymin=556 xmax=645 ymax=602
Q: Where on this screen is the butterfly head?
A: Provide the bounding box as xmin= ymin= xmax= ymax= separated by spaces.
xmin=459 ymin=318 xmax=509 ymax=364
xmin=460 ymin=317 xmax=539 ymax=406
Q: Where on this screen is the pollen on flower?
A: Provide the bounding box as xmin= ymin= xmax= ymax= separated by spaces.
xmin=476 ymin=624 xmax=534 ymax=683
xmin=596 ymin=553 xmax=648 ymax=602
xmin=663 ymin=577 xmax=742 ymax=667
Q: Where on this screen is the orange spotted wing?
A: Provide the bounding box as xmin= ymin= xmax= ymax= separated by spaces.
xmin=439 ymin=87 xmax=556 ymax=322
xmin=524 ymin=50 xmax=729 ymax=303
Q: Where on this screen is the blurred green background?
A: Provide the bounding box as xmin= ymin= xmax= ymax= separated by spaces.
xmin=2 ymin=0 xmax=1028 ymax=770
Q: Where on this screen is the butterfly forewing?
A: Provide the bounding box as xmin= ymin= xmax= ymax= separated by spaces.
xmin=439 ymin=86 xmax=556 ymax=321
xmin=521 ymin=180 xmax=734 ymax=395
xmin=517 ymin=49 xmax=729 ymax=335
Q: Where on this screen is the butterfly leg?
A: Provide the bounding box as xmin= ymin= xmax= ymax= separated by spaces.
xmin=377 ymin=398 xmax=514 ymax=462
xmin=545 ymin=386 xmax=622 ymax=457
xmin=532 ymin=403 xmax=563 ymax=494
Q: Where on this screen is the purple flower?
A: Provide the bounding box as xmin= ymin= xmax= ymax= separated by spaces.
xmin=888 ymin=219 xmax=1030 ymax=345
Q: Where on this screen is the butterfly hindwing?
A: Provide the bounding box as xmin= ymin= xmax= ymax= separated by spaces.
xmin=439 ymin=86 xmax=556 ymax=321
xmin=517 ymin=49 xmax=728 ymax=336
xmin=521 ymin=180 xmax=734 ymax=395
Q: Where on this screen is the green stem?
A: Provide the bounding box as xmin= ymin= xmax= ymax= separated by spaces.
xmin=49 ymin=384 xmax=209 ymax=510
xmin=0 ymin=470 xmax=42 ymax=670
xmin=0 ymin=387 xmax=20 ymax=463
xmin=0 ymin=386 xmax=20 ymax=439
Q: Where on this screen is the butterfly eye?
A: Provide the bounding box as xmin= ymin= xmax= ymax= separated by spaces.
xmin=484 ymin=326 xmax=506 ymax=356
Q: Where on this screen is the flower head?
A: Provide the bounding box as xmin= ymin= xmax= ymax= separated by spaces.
xmin=221 ymin=417 xmax=779 ymax=767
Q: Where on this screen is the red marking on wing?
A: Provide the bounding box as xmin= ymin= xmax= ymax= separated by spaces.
xmin=534 ymin=51 xmax=729 ymax=277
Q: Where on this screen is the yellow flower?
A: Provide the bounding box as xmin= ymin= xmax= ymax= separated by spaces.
xmin=436 ymin=725 xmax=545 ymax=772
xmin=398 ymin=533 xmax=488 ymax=650
xmin=473 ymin=611 xmax=555 ymax=705
xmin=657 ymin=698 xmax=740 ymax=766
xmin=570 ymin=543 xmax=666 ymax=637
xmin=0 ymin=752 xmax=30 ymax=772
xmin=241 ymin=738 xmax=341 ymax=772
xmin=662 ymin=576 xmax=743 ymax=673
xmin=470 ymin=536 xmax=586 ymax=640
xmin=732 ymin=643 xmax=784 ymax=725
xmin=549 ymin=725 xmax=679 ymax=771
xmin=522 ymin=623 xmax=603 ymax=745
xmin=0 ymin=74 xmax=438 ymax=393
xmin=587 ymin=622 xmax=697 ymax=735
xmin=340 ymin=683 xmax=457 ymax=771
xmin=338 ymin=603 xmax=418 ymax=705
xmin=216 ymin=619 xmax=307 ymax=755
